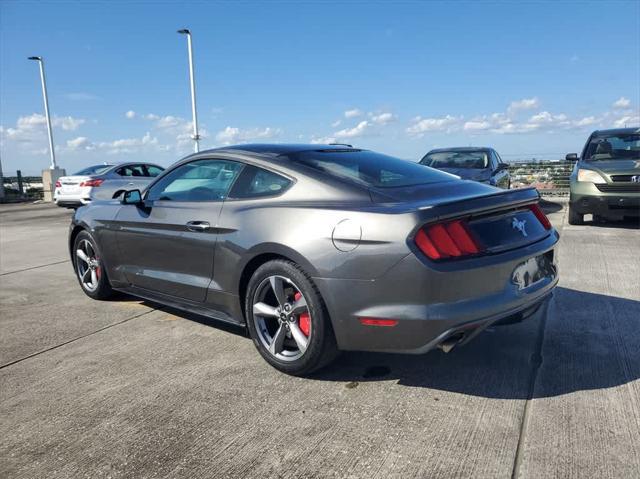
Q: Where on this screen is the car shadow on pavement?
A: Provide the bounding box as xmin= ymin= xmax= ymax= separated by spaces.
xmin=138 ymin=300 xmax=248 ymax=338
xmin=585 ymin=217 xmax=640 ymax=229
xmin=539 ymin=198 xmax=565 ymax=214
xmin=311 ymin=287 xmax=640 ymax=399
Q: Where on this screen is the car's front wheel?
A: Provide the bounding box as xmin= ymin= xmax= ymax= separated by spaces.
xmin=245 ymin=259 xmax=339 ymax=376
xmin=73 ymin=230 xmax=114 ymax=300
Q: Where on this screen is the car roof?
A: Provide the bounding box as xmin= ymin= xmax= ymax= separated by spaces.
xmin=591 ymin=127 xmax=640 ymax=137
xmin=198 ymin=143 xmax=364 ymax=157
xmin=426 ymin=147 xmax=492 ymax=154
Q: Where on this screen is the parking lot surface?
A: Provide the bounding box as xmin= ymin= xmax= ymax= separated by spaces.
xmin=1 ymin=201 xmax=639 ymax=478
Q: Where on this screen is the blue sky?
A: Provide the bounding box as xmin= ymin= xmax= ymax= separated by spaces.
xmin=1 ymin=0 xmax=639 ymax=175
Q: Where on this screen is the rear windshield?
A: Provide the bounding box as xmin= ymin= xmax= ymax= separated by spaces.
xmin=290 ymin=150 xmax=455 ymax=188
xmin=421 ymin=150 xmax=489 ymax=169
xmin=584 ymin=134 xmax=640 ymax=160
xmin=73 ymin=164 xmax=113 ymax=176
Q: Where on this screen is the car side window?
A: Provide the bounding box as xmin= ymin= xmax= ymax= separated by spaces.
xmin=117 ymin=165 xmax=146 ymax=177
xmin=490 ymin=151 xmax=499 ymax=170
xmin=229 ymin=165 xmax=292 ymax=199
xmin=144 ymin=165 xmax=164 ymax=177
xmin=146 ymin=159 xmax=244 ymax=202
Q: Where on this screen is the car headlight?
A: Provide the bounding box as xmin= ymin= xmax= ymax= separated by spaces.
xmin=577 ymin=169 xmax=606 ymax=184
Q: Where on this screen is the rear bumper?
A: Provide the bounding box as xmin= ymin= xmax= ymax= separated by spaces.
xmin=54 ymin=190 xmax=92 ymax=207
xmin=315 ymin=231 xmax=559 ymax=354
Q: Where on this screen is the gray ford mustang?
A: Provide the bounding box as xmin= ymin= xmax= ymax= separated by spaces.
xmin=69 ymin=144 xmax=559 ymax=375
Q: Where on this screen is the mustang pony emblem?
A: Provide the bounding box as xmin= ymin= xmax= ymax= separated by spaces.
xmin=512 ymin=217 xmax=528 ymax=237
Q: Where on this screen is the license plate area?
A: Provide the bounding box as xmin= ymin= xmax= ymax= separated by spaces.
xmin=512 ymin=251 xmax=556 ymax=290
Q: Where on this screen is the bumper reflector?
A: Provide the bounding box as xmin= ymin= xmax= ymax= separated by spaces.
xmin=359 ymin=318 xmax=399 ymax=327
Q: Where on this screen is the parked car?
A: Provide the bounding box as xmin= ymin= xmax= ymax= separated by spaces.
xmin=69 ymin=144 xmax=558 ymax=375
xmin=566 ymin=128 xmax=640 ymax=225
xmin=420 ymin=147 xmax=511 ymax=188
xmin=54 ymin=162 xmax=165 ymax=208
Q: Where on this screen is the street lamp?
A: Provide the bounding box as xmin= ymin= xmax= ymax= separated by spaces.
xmin=28 ymin=56 xmax=57 ymax=169
xmin=177 ymin=29 xmax=200 ymax=153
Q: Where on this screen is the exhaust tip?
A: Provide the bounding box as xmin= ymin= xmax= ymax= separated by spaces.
xmin=438 ymin=332 xmax=465 ymax=353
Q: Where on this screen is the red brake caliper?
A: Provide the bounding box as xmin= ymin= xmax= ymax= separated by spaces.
xmin=95 ymin=256 xmax=101 ymax=279
xmin=294 ymin=292 xmax=310 ymax=336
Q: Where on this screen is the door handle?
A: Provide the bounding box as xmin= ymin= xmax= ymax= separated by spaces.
xmin=186 ymin=221 xmax=211 ymax=232
xmin=128 ymin=182 xmax=135 ymax=185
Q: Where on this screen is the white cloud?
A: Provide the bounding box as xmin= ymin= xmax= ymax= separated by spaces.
xmin=12 ymin=113 xmax=85 ymax=132
xmin=155 ymin=115 xmax=182 ymax=129
xmin=66 ymin=136 xmax=92 ymax=150
xmin=407 ymin=115 xmax=461 ymax=136
xmin=0 ymin=113 xmax=85 ymax=146
xmin=334 ymin=120 xmax=371 ymax=139
xmin=65 ymin=132 xmax=161 ymax=154
xmin=612 ymin=97 xmax=631 ymax=109
xmin=508 ymin=97 xmax=539 ymax=113
xmin=331 ymin=119 xmax=342 ymax=128
xmin=215 ymin=126 xmax=281 ymax=145
xmin=138 ymin=113 xmax=209 ymax=150
xmin=344 ymin=109 xmax=362 ymax=119
xmin=310 ymin=136 xmax=337 ymax=145
xmin=612 ymin=115 xmax=640 ymax=128
xmin=528 ymin=111 xmax=568 ymax=125
xmin=125 ymin=110 xmax=136 ymax=119
xmin=464 ymin=120 xmax=492 ymax=131
xmin=370 ymin=112 xmax=396 ymax=125
xmin=574 ymin=116 xmax=598 ymax=127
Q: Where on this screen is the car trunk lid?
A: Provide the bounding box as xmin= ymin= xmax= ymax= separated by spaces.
xmin=371 ymin=180 xmax=551 ymax=258
xmin=57 ymin=175 xmax=92 ymax=194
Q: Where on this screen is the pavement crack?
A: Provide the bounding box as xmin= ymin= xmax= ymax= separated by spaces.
xmin=510 ymin=297 xmax=551 ymax=479
xmin=1 ymin=259 xmax=70 ymax=276
xmin=0 ymin=308 xmax=158 ymax=370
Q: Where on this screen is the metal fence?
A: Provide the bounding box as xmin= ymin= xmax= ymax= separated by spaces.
xmin=1 ymin=176 xmax=45 ymax=202
xmin=508 ymin=160 xmax=572 ymax=196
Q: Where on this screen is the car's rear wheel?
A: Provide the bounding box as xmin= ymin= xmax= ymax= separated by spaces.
xmin=245 ymin=259 xmax=338 ymax=376
xmin=568 ymin=204 xmax=583 ymax=225
xmin=73 ymin=230 xmax=114 ymax=300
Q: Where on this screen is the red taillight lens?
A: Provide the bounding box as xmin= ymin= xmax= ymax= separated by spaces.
xmin=359 ymin=318 xmax=399 ymax=327
xmin=79 ymin=179 xmax=104 ymax=187
xmin=414 ymin=219 xmax=482 ymax=260
xmin=54 ymin=180 xmax=61 ymax=188
xmin=529 ymin=203 xmax=552 ymax=230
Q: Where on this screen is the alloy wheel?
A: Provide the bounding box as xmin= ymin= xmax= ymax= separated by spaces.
xmin=75 ymin=238 xmax=101 ymax=292
xmin=252 ymin=275 xmax=312 ymax=361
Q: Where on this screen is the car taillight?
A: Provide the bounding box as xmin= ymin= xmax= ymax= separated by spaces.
xmin=54 ymin=180 xmax=61 ymax=188
xmin=414 ymin=219 xmax=482 ymax=260
xmin=528 ymin=203 xmax=552 ymax=230
xmin=79 ymin=179 xmax=104 ymax=187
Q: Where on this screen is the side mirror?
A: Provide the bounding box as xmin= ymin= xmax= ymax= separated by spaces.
xmin=121 ymin=189 xmax=143 ymax=205
xmin=565 ymin=153 xmax=578 ymax=162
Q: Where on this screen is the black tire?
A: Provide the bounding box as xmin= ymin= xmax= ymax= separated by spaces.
xmin=245 ymin=259 xmax=339 ymax=376
xmin=568 ymin=204 xmax=584 ymax=225
xmin=72 ymin=230 xmax=114 ymax=300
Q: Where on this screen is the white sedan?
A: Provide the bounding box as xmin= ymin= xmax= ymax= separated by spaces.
xmin=54 ymin=162 xmax=164 ymax=208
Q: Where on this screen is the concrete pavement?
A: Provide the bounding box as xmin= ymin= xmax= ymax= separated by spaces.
xmin=0 ymin=201 xmax=638 ymax=478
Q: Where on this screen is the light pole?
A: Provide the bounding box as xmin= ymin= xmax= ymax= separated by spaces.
xmin=177 ymin=29 xmax=200 ymax=153
xmin=28 ymin=56 xmax=57 ymax=169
